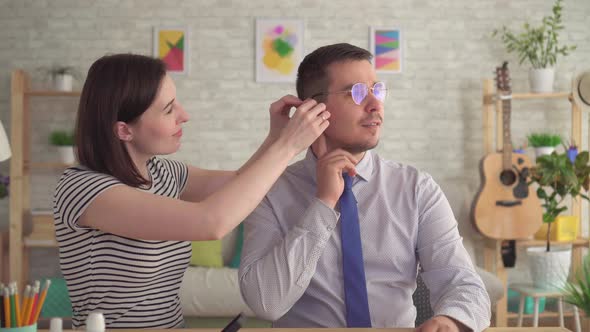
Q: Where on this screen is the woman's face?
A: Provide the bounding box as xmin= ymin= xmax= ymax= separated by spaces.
xmin=125 ymin=74 xmax=190 ymax=159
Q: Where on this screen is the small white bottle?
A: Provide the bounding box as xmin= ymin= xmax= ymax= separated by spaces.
xmin=86 ymin=312 xmax=105 ymax=332
xmin=49 ymin=318 xmax=63 ymax=332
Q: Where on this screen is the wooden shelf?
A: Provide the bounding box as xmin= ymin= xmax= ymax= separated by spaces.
xmin=512 ymin=92 xmax=571 ymax=100
xmin=27 ymin=162 xmax=73 ymax=170
xmin=480 ymin=78 xmax=585 ymax=329
xmin=24 ymin=212 xmax=57 ymax=248
xmin=507 ymin=311 xmax=580 ymax=319
xmin=516 ymin=238 xmax=589 ymax=248
xmin=484 ymin=92 xmax=572 ymax=105
xmin=24 ymin=90 xmax=80 ymax=97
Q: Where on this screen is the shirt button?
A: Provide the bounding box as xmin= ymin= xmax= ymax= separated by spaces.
xmin=327 ymin=226 xmax=333 ymax=231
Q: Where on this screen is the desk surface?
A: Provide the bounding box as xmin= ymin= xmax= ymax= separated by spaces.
xmin=48 ymin=328 xmax=570 ymax=332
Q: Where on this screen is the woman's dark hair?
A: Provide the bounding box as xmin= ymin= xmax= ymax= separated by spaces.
xmin=296 ymin=43 xmax=373 ymax=101
xmin=75 ymin=53 xmax=166 ymax=187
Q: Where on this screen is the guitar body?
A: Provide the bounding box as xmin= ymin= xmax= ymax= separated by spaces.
xmin=474 ymin=152 xmax=542 ymax=239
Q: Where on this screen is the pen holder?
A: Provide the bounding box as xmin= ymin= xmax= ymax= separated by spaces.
xmin=0 ymin=324 xmax=37 ymax=332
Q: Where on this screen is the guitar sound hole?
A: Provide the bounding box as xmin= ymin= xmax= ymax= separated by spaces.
xmin=499 ymin=170 xmax=517 ymax=186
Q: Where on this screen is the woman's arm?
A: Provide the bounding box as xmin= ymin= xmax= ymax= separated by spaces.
xmin=80 ymin=97 xmax=330 ymax=241
xmin=180 ymin=135 xmax=274 ymax=203
xmin=180 ymin=95 xmax=323 ymax=203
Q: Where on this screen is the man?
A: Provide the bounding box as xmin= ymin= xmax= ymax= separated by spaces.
xmin=239 ymin=43 xmax=490 ymax=332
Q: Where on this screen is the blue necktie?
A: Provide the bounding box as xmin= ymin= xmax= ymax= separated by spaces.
xmin=340 ymin=173 xmax=371 ymax=327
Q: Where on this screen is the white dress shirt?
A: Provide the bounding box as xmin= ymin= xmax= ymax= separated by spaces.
xmin=239 ymin=149 xmax=490 ymax=331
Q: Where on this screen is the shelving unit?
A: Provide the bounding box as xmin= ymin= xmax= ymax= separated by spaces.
xmin=8 ymin=69 xmax=80 ymax=286
xmin=481 ymin=79 xmax=587 ymax=328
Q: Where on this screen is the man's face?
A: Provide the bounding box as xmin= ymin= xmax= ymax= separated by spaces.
xmin=320 ymin=60 xmax=384 ymax=154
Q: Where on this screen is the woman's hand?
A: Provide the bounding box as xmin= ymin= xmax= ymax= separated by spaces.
xmin=267 ymin=94 xmax=302 ymax=142
xmin=271 ymin=96 xmax=330 ymax=156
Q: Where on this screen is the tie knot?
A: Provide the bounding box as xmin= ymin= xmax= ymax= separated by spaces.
xmin=343 ymin=173 xmax=353 ymax=190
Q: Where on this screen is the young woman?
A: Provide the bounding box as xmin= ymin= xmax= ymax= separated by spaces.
xmin=53 ymin=53 xmax=331 ymax=328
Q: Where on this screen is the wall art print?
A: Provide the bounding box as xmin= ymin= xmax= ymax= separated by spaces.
xmin=256 ymin=18 xmax=304 ymax=83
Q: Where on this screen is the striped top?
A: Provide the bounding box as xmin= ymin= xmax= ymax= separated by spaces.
xmin=53 ymin=157 xmax=190 ymax=329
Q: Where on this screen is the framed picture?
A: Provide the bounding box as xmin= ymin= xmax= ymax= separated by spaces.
xmin=153 ymin=26 xmax=189 ymax=75
xmin=255 ymin=18 xmax=304 ymax=83
xmin=369 ymin=27 xmax=402 ymax=74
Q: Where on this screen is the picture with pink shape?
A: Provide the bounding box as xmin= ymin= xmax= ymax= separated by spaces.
xmin=370 ymin=27 xmax=402 ymax=74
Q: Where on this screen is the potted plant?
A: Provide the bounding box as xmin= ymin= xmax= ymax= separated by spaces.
xmin=40 ymin=66 xmax=80 ymax=91
xmin=492 ymin=0 xmax=576 ymax=93
xmin=49 ymin=130 xmax=75 ymax=164
xmin=566 ymin=140 xmax=579 ymax=163
xmin=526 ymin=150 xmax=590 ymax=289
xmin=527 ymin=132 xmax=562 ymax=158
xmin=0 ymin=173 xmax=9 ymax=199
xmin=563 ymin=253 xmax=590 ymax=316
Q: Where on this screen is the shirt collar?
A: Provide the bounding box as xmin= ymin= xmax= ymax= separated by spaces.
xmin=303 ymin=148 xmax=375 ymax=184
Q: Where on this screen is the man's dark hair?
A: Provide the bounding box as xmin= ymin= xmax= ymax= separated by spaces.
xmin=296 ymin=43 xmax=372 ymax=101
xmin=76 ymin=53 xmax=166 ymax=187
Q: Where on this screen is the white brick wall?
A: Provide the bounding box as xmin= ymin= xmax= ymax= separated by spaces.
xmin=0 ymin=0 xmax=589 ymax=275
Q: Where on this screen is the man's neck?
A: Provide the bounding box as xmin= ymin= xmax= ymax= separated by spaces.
xmin=310 ymin=145 xmax=365 ymax=164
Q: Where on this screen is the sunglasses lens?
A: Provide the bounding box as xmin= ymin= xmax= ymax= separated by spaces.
xmin=373 ymin=82 xmax=386 ymax=101
xmin=351 ymin=83 xmax=368 ymax=105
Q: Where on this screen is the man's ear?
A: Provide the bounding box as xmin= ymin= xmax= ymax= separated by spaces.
xmin=114 ymin=121 xmax=133 ymax=141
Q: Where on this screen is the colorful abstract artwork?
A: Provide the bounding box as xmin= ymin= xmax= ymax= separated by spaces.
xmin=256 ymin=19 xmax=304 ymax=83
xmin=369 ymin=27 xmax=402 ymax=74
xmin=153 ymin=27 xmax=189 ymax=75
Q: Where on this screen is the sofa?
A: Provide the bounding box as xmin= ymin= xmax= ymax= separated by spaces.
xmin=179 ymin=178 xmax=504 ymax=328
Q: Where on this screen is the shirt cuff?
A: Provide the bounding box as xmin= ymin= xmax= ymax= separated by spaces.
xmin=436 ymin=308 xmax=489 ymax=332
xmin=297 ymin=197 xmax=339 ymax=241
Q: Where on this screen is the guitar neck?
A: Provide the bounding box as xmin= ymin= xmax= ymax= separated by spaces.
xmin=501 ymin=93 xmax=512 ymax=170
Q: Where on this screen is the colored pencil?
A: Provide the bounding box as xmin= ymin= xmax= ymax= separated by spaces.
xmin=0 ymin=283 xmax=4 ymax=328
xmin=3 ymin=287 xmax=10 ymax=328
xmin=20 ymin=285 xmax=31 ymax=327
xmin=25 ymin=282 xmax=39 ymax=326
xmin=9 ymin=287 xmax=16 ymax=327
xmin=32 ymin=280 xmax=51 ymax=323
xmin=12 ymin=283 xmax=21 ymax=327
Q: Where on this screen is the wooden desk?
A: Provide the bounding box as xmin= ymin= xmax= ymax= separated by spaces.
xmin=44 ymin=328 xmax=570 ymax=332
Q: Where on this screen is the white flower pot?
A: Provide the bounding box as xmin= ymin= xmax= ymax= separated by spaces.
xmin=529 ymin=68 xmax=555 ymax=93
xmin=534 ymin=146 xmax=555 ymax=158
xmin=54 ymin=74 xmax=73 ymax=91
xmin=57 ymin=146 xmax=75 ymax=164
xmin=527 ymin=245 xmax=572 ymax=290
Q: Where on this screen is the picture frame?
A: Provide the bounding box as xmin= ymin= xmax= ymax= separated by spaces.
xmin=153 ymin=26 xmax=189 ymax=75
xmin=255 ymin=18 xmax=304 ymax=83
xmin=369 ymin=27 xmax=402 ymax=74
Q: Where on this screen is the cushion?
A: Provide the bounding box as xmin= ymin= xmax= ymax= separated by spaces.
xmin=228 ymin=223 xmax=244 ymax=268
xmin=190 ymin=240 xmax=223 ymax=268
xmin=40 ymin=277 xmax=73 ymax=318
xmin=180 ymin=266 xmax=255 ymax=317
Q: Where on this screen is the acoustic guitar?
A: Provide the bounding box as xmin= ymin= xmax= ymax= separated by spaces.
xmin=473 ymin=62 xmax=542 ymax=240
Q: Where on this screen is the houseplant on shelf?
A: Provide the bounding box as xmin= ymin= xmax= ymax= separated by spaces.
xmin=40 ymin=65 xmax=80 ymax=91
xmin=492 ymin=0 xmax=576 ymax=93
xmin=0 ymin=173 xmax=9 ymax=199
xmin=527 ymin=132 xmax=561 ymax=158
xmin=526 ymin=150 xmax=590 ymax=289
xmin=49 ymin=130 xmax=75 ymax=164
xmin=563 ymin=253 xmax=590 ymax=316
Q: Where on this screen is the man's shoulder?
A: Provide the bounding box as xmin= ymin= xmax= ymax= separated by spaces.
xmin=265 ymin=159 xmax=312 ymax=194
xmin=374 ymin=153 xmax=425 ymax=178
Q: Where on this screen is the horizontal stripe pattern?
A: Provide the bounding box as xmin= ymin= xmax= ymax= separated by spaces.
xmin=54 ymin=157 xmax=190 ymax=328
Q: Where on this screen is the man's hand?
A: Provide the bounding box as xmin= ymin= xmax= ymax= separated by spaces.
xmin=314 ymin=135 xmax=358 ymax=208
xmin=416 ymin=315 xmax=470 ymax=332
